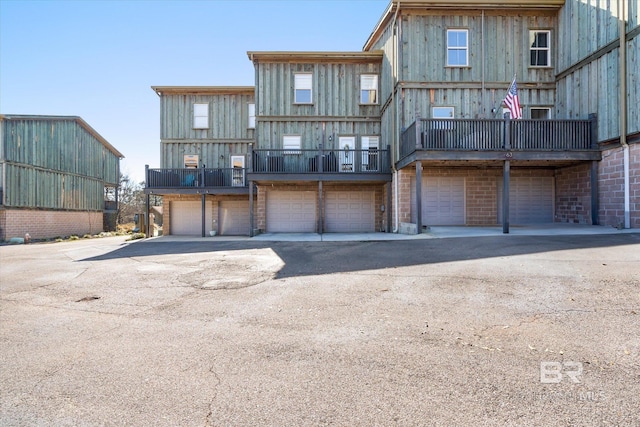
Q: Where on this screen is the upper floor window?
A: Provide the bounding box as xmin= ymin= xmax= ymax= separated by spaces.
xmin=193 ymin=103 xmax=209 ymax=129
xmin=294 ymin=73 xmax=312 ymax=104
xmin=447 ymin=29 xmax=468 ymax=67
xmin=530 ymin=107 xmax=551 ymax=119
xmin=360 ymin=74 xmax=378 ymax=104
xmin=530 ymin=30 xmax=551 ymax=67
xmin=432 ymin=106 xmax=455 ymax=129
xmin=283 ymin=135 xmax=301 ymax=154
xmin=248 ymin=103 xmax=256 ymax=128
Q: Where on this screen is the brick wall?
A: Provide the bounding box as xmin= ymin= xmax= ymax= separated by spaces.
xmin=599 ymin=144 xmax=640 ymax=228
xmin=396 ymin=166 xmax=559 ymax=226
xmin=555 ymin=163 xmax=592 ymax=224
xmin=0 ymin=208 xmax=103 ymax=241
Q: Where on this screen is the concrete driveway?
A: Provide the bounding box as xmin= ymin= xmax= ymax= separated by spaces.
xmin=1 ymin=234 xmax=639 ymax=426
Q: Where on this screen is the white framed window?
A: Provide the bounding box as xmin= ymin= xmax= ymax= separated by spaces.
xmin=361 ymin=136 xmax=380 ymax=171
xmin=530 ymin=107 xmax=551 ymax=119
xmin=283 ymin=135 xmax=301 ymax=154
xmin=447 ymin=29 xmax=468 ymax=67
xmin=193 ymin=103 xmax=209 ymax=129
xmin=248 ymin=103 xmax=255 ymax=128
xmin=184 ymin=154 xmax=199 ymax=168
xmin=432 ymin=106 xmax=455 ymax=129
xmin=294 ymin=73 xmax=312 ymax=104
xmin=530 ymin=30 xmax=551 ymax=67
xmin=360 ymin=74 xmax=378 ymax=104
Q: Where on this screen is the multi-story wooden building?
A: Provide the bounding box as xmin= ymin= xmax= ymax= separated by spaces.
xmin=146 ymin=0 xmax=639 ymax=236
xmin=0 ymin=115 xmax=124 ymax=240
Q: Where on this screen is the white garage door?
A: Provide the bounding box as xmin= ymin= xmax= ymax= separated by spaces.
xmin=498 ymin=176 xmax=554 ymax=224
xmin=219 ymin=200 xmax=250 ymax=236
xmin=266 ymin=191 xmax=316 ymax=232
xmin=171 ymin=201 xmax=212 ymax=236
xmin=325 ymin=191 xmax=375 ymax=232
xmin=411 ymin=177 xmax=466 ymax=225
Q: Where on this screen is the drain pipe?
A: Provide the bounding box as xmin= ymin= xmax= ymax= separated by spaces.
xmin=619 ymin=0 xmax=630 ymax=228
xmin=392 ymin=2 xmax=400 ymax=233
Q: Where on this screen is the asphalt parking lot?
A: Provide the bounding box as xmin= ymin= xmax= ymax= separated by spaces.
xmin=1 ymin=233 xmax=639 ymax=426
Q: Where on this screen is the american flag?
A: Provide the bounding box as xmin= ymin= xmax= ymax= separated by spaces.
xmin=504 ymin=77 xmax=522 ymax=119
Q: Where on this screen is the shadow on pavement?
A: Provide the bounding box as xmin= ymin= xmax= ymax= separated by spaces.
xmin=81 ymin=234 xmax=640 ymax=279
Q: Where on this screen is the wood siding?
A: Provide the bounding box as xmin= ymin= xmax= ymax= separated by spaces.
xmin=0 ymin=118 xmax=120 ymax=184
xmin=158 ymin=92 xmax=255 ymax=169
xmin=159 ymin=93 xmax=255 ymax=141
xmin=3 ymin=163 xmax=105 ymax=210
xmin=255 ymin=62 xmax=382 ymax=118
xmin=255 ymin=121 xmax=382 ymax=151
xmin=556 ymin=0 xmax=640 ymax=140
xmin=161 ymin=141 xmax=252 ymax=169
xmin=399 ymin=11 xmax=556 ymax=84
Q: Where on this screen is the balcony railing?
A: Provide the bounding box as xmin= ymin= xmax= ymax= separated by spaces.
xmin=251 ymin=148 xmax=391 ymax=174
xmin=146 ymin=167 xmax=247 ymax=189
xmin=401 ymin=118 xmax=597 ymax=159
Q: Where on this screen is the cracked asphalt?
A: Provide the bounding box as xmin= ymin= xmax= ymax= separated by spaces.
xmin=1 ymin=234 xmax=639 ymax=426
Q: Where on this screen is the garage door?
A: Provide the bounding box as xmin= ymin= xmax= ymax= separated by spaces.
xmin=498 ymin=176 xmax=553 ymax=223
xmin=266 ymin=191 xmax=316 ymax=232
xmin=411 ymin=177 xmax=466 ymax=225
xmin=219 ymin=200 xmax=250 ymax=235
xmin=171 ymin=201 xmax=212 ymax=235
xmin=325 ymin=191 xmax=375 ymax=232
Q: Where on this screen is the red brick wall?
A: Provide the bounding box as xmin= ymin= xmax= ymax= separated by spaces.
xmin=599 ymin=144 xmax=640 ymax=228
xmin=0 ymin=209 xmax=103 ymax=241
xmin=555 ymin=163 xmax=592 ymax=224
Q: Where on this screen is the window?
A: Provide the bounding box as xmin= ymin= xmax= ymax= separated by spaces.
xmin=432 ymin=107 xmax=454 ymax=129
xmin=447 ymin=29 xmax=468 ymax=66
xmin=248 ymin=103 xmax=255 ymax=128
xmin=360 ymin=75 xmax=378 ymax=104
xmin=193 ymin=103 xmax=209 ymax=129
xmin=294 ymin=73 xmax=312 ymax=103
xmin=283 ymin=135 xmax=301 ymax=154
xmin=184 ymin=154 xmax=199 ymax=168
xmin=530 ymin=30 xmax=551 ymax=67
xmin=530 ymin=107 xmax=551 ymax=120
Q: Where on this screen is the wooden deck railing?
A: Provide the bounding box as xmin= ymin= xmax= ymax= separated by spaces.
xmin=251 ymin=148 xmax=391 ymax=174
xmin=146 ymin=167 xmax=247 ymax=189
xmin=400 ymin=118 xmax=597 ymax=159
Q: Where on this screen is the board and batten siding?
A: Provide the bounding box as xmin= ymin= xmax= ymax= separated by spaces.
xmin=399 ymin=11 xmax=557 ymax=84
xmin=161 ymin=141 xmax=252 ymax=169
xmin=3 ymin=163 xmax=105 ymax=210
xmin=556 ymin=0 xmax=640 ymax=140
xmin=256 ymin=121 xmax=382 ymax=151
xmin=159 ymin=93 xmax=256 ymax=141
xmin=256 ymin=62 xmax=382 ymax=118
xmin=0 ymin=117 xmax=120 ymax=185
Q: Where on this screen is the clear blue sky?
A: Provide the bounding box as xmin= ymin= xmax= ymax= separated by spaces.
xmin=0 ymin=0 xmax=389 ymax=183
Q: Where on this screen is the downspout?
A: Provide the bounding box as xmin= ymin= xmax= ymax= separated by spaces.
xmin=392 ymin=2 xmax=401 ymax=232
xmin=619 ymin=0 xmax=630 ymax=228
xmin=481 ymin=10 xmax=485 ymax=117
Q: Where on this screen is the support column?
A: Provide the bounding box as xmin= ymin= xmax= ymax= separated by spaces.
xmin=415 ymin=161 xmax=422 ymax=233
xmin=318 ymin=181 xmax=323 ymax=234
xmin=201 ymin=193 xmax=206 ymax=238
xmin=386 ymin=182 xmax=392 ymax=233
xmin=249 ymin=181 xmax=255 ymax=237
xmin=502 ymin=160 xmax=510 ymax=234
xmin=145 ymin=193 xmax=150 ymax=238
xmin=503 ymin=114 xmax=511 ymax=234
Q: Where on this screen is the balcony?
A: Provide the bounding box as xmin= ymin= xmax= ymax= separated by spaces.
xmin=399 ymin=117 xmax=601 ymax=168
xmin=249 ymin=148 xmax=392 ymax=182
xmin=145 ymin=167 xmax=248 ymax=195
